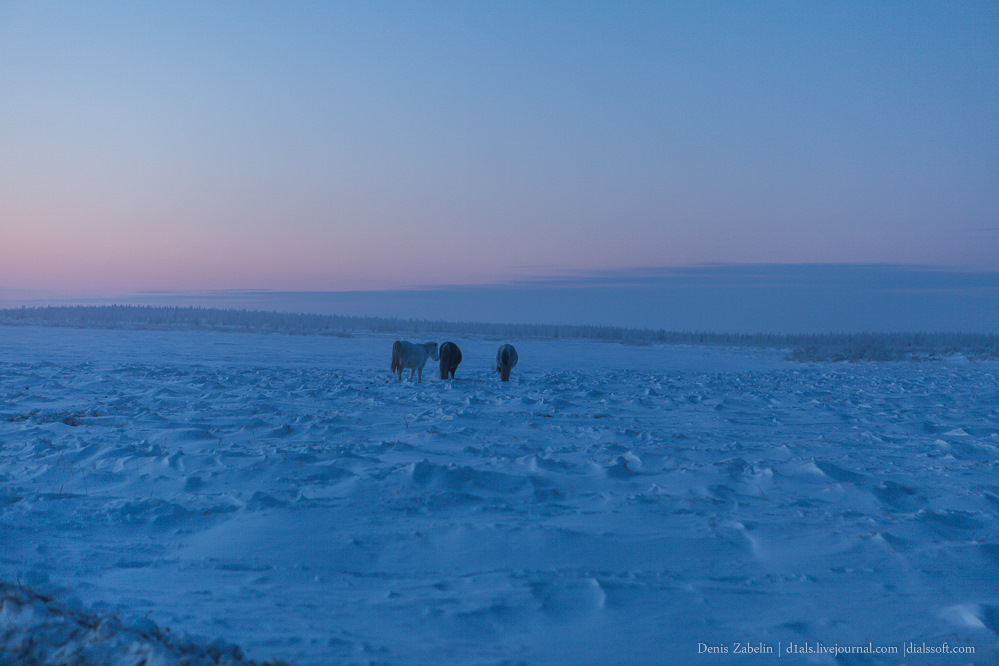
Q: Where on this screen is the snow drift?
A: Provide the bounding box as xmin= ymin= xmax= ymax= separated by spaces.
xmin=1 ymin=315 xmax=997 ymax=664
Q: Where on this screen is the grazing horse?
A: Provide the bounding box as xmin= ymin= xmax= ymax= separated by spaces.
xmin=391 ymin=340 xmax=439 ymax=383
xmin=495 ymin=344 xmax=518 ymax=382
xmin=438 ymin=341 xmax=462 ymax=380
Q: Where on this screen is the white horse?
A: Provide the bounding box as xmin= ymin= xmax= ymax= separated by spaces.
xmin=391 ymin=340 xmax=439 ymax=383
xmin=495 ymin=344 xmax=518 ymax=382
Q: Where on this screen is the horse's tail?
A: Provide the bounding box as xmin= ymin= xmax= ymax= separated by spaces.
xmin=390 ymin=340 xmax=401 ymax=373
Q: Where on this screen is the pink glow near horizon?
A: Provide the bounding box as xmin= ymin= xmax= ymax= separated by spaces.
xmin=2 ymin=3 xmax=996 ymax=294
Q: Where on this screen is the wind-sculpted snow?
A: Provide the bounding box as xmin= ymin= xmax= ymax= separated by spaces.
xmin=1 ymin=326 xmax=997 ymax=664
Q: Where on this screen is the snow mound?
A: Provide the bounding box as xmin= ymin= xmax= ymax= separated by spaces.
xmin=0 ymin=579 xmax=281 ymax=666
xmin=2 ymin=325 xmax=998 ymax=664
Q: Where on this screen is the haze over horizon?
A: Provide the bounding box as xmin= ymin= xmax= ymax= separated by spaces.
xmin=4 ymin=263 xmax=998 ymax=335
xmin=2 ymin=2 xmax=997 ymax=330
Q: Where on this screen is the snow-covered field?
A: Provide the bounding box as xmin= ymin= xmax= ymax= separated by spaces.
xmin=2 ymin=324 xmax=997 ymax=664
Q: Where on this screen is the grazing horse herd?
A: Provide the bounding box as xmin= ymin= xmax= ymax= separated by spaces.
xmin=390 ymin=340 xmax=518 ymax=383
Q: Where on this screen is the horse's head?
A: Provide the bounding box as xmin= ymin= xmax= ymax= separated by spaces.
xmin=428 ymin=342 xmax=440 ymax=362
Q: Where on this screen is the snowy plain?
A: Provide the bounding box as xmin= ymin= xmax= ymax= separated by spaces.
xmin=1 ymin=322 xmax=998 ymax=665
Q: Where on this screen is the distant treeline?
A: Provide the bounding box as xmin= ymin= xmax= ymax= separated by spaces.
xmin=1 ymin=305 xmax=997 ymax=361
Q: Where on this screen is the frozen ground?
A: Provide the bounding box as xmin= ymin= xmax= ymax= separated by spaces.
xmin=1 ymin=324 xmax=997 ymax=664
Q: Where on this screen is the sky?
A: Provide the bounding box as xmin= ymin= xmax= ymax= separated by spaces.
xmin=1 ymin=2 xmax=998 ymax=330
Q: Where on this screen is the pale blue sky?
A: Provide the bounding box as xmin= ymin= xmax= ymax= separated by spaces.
xmin=2 ymin=1 xmax=997 ymax=293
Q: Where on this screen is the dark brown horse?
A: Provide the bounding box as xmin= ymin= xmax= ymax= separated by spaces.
xmin=439 ymin=341 xmax=462 ymax=379
xmin=495 ymin=344 xmax=518 ymax=382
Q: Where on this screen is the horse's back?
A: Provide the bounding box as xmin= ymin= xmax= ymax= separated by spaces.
xmin=497 ymin=343 xmax=518 ymax=367
xmin=393 ymin=340 xmax=436 ymax=368
xmin=443 ymin=341 xmax=461 ymax=365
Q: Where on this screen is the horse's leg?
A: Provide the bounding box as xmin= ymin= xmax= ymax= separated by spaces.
xmin=417 ymin=366 xmax=423 ymax=383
